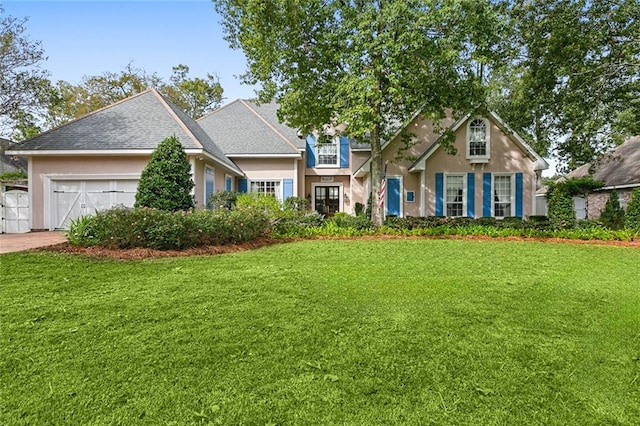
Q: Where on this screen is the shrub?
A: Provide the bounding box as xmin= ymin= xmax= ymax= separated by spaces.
xmin=272 ymin=211 xmax=324 ymax=237
xmin=208 ymin=191 xmax=238 ymax=210
xmin=624 ymin=187 xmax=640 ymax=230
xmin=134 ymin=135 xmax=195 ymax=211
xmin=600 ymin=190 xmax=625 ymax=230
xmin=328 ymin=212 xmax=374 ymax=230
xmin=284 ymin=196 xmax=310 ymax=212
xmin=355 ymin=202 xmax=365 ymax=216
xmin=66 ymin=206 xmax=270 ymax=250
xmin=236 ymin=193 xmax=282 ymax=216
xmin=547 ymin=184 xmax=575 ymax=228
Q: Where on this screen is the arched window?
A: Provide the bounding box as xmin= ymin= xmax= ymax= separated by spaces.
xmin=467 ymin=118 xmax=490 ymax=161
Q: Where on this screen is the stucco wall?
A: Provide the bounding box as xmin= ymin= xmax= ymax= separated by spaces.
xmin=377 ymin=115 xmax=538 ymax=218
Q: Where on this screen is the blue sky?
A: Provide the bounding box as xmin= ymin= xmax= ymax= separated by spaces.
xmin=3 ymin=0 xmax=258 ymax=102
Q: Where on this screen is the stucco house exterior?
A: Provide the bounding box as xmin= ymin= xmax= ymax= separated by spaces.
xmin=7 ymin=90 xmax=242 ymax=230
xmin=8 ymin=89 xmax=549 ymax=230
xmin=562 ymin=136 xmax=640 ymax=219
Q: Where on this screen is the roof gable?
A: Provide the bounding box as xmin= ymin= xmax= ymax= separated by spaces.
xmin=198 ymin=100 xmax=301 ymax=156
xmin=408 ymin=110 xmax=548 ymax=172
xmin=8 ymin=89 xmax=241 ymax=173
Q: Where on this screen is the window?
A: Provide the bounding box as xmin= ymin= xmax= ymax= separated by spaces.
xmin=250 ymin=180 xmax=282 ymax=201
xmin=204 ymin=167 xmax=214 ymax=207
xmin=445 ymin=175 xmax=464 ymax=217
xmin=493 ymin=175 xmax=512 ymax=217
xmin=316 ymin=137 xmax=339 ymax=166
xmin=467 ymin=118 xmax=489 ymax=161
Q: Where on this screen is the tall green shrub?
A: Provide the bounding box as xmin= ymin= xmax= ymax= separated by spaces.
xmin=547 ymin=184 xmax=575 ymax=228
xmin=600 ymin=189 xmax=625 ymax=230
xmin=134 ymin=135 xmax=195 ymax=211
xmin=624 ymin=187 xmax=640 ymax=230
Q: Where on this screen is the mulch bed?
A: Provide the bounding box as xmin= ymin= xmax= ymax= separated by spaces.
xmin=39 ymin=235 xmax=639 ymax=260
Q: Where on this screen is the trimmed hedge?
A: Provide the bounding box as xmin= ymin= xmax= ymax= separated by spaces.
xmin=68 ymin=206 xmax=270 ymax=250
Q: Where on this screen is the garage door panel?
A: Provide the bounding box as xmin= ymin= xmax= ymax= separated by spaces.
xmin=54 ymin=191 xmax=82 ymax=229
xmin=51 ymin=179 xmax=138 ymax=229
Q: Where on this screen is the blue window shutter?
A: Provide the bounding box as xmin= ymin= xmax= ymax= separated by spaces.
xmin=225 ymin=176 xmax=232 ymax=191
xmin=306 ymin=135 xmax=316 ymax=167
xmin=467 ymin=173 xmax=475 ymax=218
xmin=238 ymin=178 xmax=248 ymax=193
xmin=483 ymin=173 xmax=492 ymax=217
xmin=435 ymin=173 xmax=444 ymax=216
xmin=283 ymin=178 xmax=293 ymax=201
xmin=339 ymin=136 xmax=349 ymax=168
xmin=515 ymin=172 xmax=523 ymax=217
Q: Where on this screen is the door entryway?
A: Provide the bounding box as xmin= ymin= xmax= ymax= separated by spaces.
xmin=314 ymin=185 xmax=341 ymax=216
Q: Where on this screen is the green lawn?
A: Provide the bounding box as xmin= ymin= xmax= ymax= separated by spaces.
xmin=1 ymin=239 xmax=639 ymax=425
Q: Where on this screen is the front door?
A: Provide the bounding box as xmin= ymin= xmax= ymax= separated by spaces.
xmin=314 ymin=186 xmax=340 ymax=216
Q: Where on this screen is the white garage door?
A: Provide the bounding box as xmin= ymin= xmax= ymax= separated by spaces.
xmin=52 ymin=179 xmax=138 ymax=229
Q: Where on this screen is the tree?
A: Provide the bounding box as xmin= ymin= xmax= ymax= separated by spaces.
xmin=134 ymin=135 xmax=195 ymax=211
xmin=162 ymin=64 xmax=224 ymax=118
xmin=0 ymin=6 xmax=48 ymax=137
xmin=214 ymin=0 xmax=502 ymax=224
xmin=547 ymin=183 xmax=575 ymax=229
xmin=488 ymin=0 xmax=640 ymax=172
xmin=624 ymin=187 xmax=640 ymax=230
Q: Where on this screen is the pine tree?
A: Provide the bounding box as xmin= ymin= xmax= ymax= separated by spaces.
xmin=134 ymin=135 xmax=195 ymax=211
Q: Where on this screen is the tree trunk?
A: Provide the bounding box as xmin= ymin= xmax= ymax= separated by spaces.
xmin=370 ymin=125 xmax=384 ymax=226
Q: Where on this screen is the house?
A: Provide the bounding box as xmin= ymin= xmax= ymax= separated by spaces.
xmin=7 ymin=89 xmax=549 ymax=230
xmin=562 ymin=136 xmax=640 ymax=219
xmin=6 ymin=89 xmax=242 ymax=230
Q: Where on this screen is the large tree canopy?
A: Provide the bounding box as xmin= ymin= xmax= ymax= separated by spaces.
xmin=0 ymin=6 xmax=48 ymax=137
xmin=488 ymin=0 xmax=640 ymax=172
xmin=214 ymin=0 xmax=502 ymax=224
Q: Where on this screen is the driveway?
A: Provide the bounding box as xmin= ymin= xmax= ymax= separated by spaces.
xmin=0 ymin=231 xmax=67 ymax=254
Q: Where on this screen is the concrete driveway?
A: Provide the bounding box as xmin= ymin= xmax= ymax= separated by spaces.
xmin=0 ymin=231 xmax=67 ymax=254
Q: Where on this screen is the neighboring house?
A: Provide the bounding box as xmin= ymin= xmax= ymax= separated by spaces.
xmin=562 ymin=136 xmax=640 ymax=219
xmin=0 ymin=138 xmax=27 ymax=175
xmin=8 ymin=89 xmax=549 ymax=230
xmin=7 ymin=89 xmax=242 ymax=230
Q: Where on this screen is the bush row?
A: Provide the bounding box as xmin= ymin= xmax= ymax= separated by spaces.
xmin=67 ymin=206 xmax=270 ymax=250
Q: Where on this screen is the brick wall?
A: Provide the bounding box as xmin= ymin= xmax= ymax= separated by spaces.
xmin=587 ymin=188 xmax=633 ymax=219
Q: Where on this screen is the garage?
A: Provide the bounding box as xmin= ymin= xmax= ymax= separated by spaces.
xmin=51 ymin=179 xmax=138 ymax=229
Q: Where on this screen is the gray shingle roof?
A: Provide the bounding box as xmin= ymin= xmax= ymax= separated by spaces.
xmin=565 ymin=136 xmax=640 ymax=187
xmin=9 ymin=89 xmax=240 ymax=172
xmin=198 ymin=100 xmax=302 ymax=155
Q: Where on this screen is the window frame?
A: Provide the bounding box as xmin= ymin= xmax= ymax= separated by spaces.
xmin=444 ymin=174 xmax=466 ymax=217
xmin=466 ymin=117 xmax=490 ymax=163
xmin=492 ymin=174 xmax=514 ymax=218
xmin=249 ymin=179 xmax=283 ymax=202
xmin=315 ymin=136 xmax=340 ymax=168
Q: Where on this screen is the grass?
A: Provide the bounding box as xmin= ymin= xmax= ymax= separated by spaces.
xmin=1 ymin=239 xmax=639 ymax=425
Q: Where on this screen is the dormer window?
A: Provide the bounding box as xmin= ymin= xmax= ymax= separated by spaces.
xmin=316 ymin=136 xmax=339 ymax=167
xmin=467 ymin=118 xmax=490 ymax=162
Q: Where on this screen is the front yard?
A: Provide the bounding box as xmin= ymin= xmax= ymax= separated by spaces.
xmin=1 ymin=239 xmax=638 ymax=425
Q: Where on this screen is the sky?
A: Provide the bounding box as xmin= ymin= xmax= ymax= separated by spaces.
xmin=2 ymin=0 xmax=259 ymax=102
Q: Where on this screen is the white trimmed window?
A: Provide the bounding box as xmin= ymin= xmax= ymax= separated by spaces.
xmin=250 ymin=180 xmax=282 ymax=201
xmin=445 ymin=174 xmax=465 ymax=217
xmin=493 ymin=175 xmax=513 ymax=217
xmin=316 ymin=137 xmax=339 ymax=167
xmin=467 ymin=118 xmax=490 ymax=162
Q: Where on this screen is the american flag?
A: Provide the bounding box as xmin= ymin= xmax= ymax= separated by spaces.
xmin=378 ymin=162 xmax=388 ymax=209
